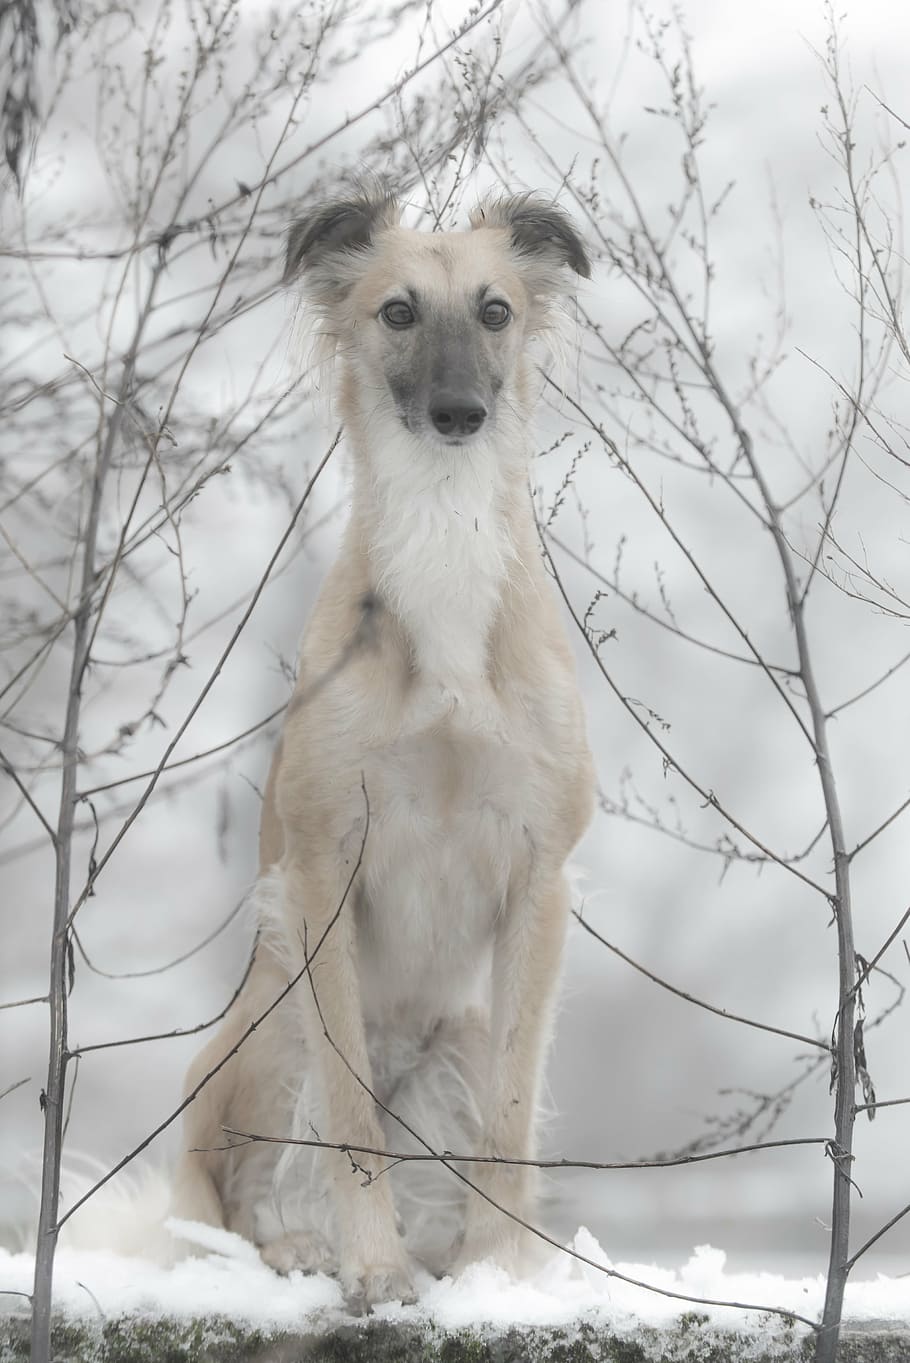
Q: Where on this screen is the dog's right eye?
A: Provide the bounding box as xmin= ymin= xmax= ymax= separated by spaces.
xmin=380 ymin=301 xmax=416 ymax=328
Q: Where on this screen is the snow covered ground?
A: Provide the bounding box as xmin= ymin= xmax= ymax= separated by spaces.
xmin=2 ymin=1224 xmax=907 ymax=1342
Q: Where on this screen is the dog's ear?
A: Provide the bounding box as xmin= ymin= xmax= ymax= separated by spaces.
xmin=283 ymin=184 xmax=401 ymax=285
xmin=471 ymin=194 xmax=591 ymax=280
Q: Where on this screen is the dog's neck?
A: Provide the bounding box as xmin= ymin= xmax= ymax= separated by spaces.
xmin=348 ymin=425 xmax=529 ymax=699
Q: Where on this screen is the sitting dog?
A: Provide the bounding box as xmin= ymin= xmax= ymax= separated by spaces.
xmin=170 ymin=184 xmax=594 ymax=1309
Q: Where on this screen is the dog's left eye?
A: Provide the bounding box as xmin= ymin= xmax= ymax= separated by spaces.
xmin=381 ymin=301 xmax=416 ymax=328
xmin=481 ymin=300 xmax=511 ymax=329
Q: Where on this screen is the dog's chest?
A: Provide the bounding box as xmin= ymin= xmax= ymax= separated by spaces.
xmin=356 ymin=722 xmax=530 ymax=1020
xmin=367 ymin=447 xmax=514 ymax=688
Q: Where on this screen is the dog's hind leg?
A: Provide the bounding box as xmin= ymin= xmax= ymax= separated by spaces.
xmin=170 ymin=1013 xmax=246 ymax=1233
xmin=171 ymin=1011 xmax=294 ymax=1249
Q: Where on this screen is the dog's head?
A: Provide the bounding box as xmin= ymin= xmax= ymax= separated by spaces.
xmin=284 ymin=183 xmax=589 ymax=450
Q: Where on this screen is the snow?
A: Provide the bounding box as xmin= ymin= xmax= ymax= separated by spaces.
xmin=1 ymin=1225 xmax=908 ymax=1339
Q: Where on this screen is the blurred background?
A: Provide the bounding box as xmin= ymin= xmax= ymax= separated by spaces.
xmin=1 ymin=0 xmax=908 ymax=1284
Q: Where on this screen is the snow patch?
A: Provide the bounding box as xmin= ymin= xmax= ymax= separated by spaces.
xmin=2 ymin=1228 xmax=908 ymax=1336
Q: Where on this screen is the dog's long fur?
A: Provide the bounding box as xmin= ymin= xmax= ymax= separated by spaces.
xmin=170 ymin=185 xmax=595 ymax=1308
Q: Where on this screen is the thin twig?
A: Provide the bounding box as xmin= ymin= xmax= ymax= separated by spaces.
xmin=221 ymin=1126 xmax=830 ymax=1173
xmin=850 ymin=906 xmax=910 ymax=996
xmin=844 ymin=1198 xmax=910 ymax=1271
xmin=851 ymin=797 xmax=910 ymax=861
xmin=76 ymin=705 xmax=287 ymax=798
xmin=854 ymin=1096 xmax=910 ymax=1114
xmin=826 ymin=648 xmax=910 ymax=719
xmin=573 ymin=910 xmax=829 ymax=1052
xmin=0 ymin=1078 xmax=31 ymax=1102
xmin=547 ymin=530 xmax=797 ymax=676
xmin=0 ymin=745 xmax=57 ymax=845
xmin=71 ymin=893 xmax=249 ymax=982
xmin=70 ymin=940 xmax=259 ymax=1056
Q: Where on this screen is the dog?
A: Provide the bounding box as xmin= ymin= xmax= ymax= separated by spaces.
xmin=169 ymin=184 xmax=595 ymax=1310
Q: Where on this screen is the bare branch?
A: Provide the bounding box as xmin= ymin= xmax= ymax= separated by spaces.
xmin=573 ymin=909 xmax=830 ymax=1052
xmin=850 ymin=905 xmax=910 ymax=993
xmin=0 ymin=744 xmax=56 ymax=844
xmin=221 ymin=1126 xmax=831 ymax=1174
xmin=547 ymin=530 xmax=798 ymax=676
xmin=0 ymin=1077 xmax=30 ymax=1102
xmin=76 ymin=706 xmax=287 ymax=799
xmin=845 ymin=1198 xmax=910 ymax=1272
xmin=0 ymin=995 xmax=46 ymax=1011
xmin=70 ymin=941 xmax=259 ymax=1056
xmin=854 ymin=1096 xmax=910 ymax=1115
xmin=851 ymin=796 xmax=910 ymax=860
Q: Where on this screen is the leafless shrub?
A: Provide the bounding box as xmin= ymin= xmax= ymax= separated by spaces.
xmin=1 ymin=3 xmax=907 ymax=1362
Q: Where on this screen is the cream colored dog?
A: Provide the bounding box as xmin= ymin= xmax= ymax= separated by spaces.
xmin=170 ymin=185 xmax=594 ymax=1309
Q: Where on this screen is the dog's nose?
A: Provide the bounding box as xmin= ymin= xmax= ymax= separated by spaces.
xmin=429 ymin=395 xmax=487 ymax=437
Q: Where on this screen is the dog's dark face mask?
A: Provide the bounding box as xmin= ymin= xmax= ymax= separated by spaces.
xmin=284 ymin=188 xmax=590 ymax=449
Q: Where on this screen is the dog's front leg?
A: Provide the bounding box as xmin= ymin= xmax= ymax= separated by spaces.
xmin=455 ymin=871 xmax=570 ymax=1275
xmin=282 ymin=853 xmax=416 ymax=1308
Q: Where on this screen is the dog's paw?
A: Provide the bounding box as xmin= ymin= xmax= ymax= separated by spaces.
xmin=260 ymin=1230 xmax=336 ymax=1276
xmin=342 ymin=1259 xmax=418 ymax=1312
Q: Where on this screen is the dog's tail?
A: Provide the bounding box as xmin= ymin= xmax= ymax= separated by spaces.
xmin=12 ymin=1152 xmax=241 ymax=1267
xmin=10 ymin=1155 xmax=180 ymax=1265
